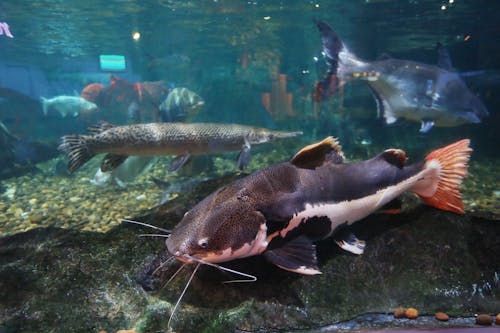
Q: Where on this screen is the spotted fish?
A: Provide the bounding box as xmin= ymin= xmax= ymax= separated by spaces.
xmin=58 ymin=121 xmax=302 ymax=173
xmin=313 ymin=19 xmax=488 ymax=133
xmin=166 ymin=137 xmax=471 ymax=274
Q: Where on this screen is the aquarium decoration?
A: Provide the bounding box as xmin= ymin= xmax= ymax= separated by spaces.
xmin=99 ymin=54 xmax=126 ymax=71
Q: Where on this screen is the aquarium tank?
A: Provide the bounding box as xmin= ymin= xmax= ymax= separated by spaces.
xmin=0 ymin=1 xmax=498 ymax=332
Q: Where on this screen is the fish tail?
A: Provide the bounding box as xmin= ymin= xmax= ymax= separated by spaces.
xmin=58 ymin=135 xmax=95 ymax=173
xmin=412 ymin=139 xmax=472 ymax=214
xmin=313 ymin=20 xmax=364 ymax=102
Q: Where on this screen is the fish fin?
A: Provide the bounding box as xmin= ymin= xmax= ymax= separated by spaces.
xmin=58 ymin=135 xmax=95 ymax=174
xmin=236 ymin=145 xmax=251 ymax=170
xmin=88 ymin=121 xmax=115 ymax=134
xmin=114 ymin=177 xmax=126 ymax=188
xmin=264 ymin=235 xmax=321 ymax=275
xmin=334 ymin=233 xmax=366 ymax=255
xmin=169 ymin=153 xmax=191 ymax=172
xmin=413 ymin=139 xmax=471 ymax=214
xmin=436 ymin=42 xmax=454 ymax=71
xmin=101 ymin=154 xmax=128 ymax=172
xmin=377 ymin=148 xmax=408 ymax=168
xmin=377 ymin=198 xmax=402 ymax=214
xmin=419 ymin=120 xmax=435 ymax=133
xmin=40 ymin=97 xmax=48 ymax=116
xmin=367 ymin=85 xmax=397 ymax=124
xmin=312 ymin=19 xmax=344 ymax=102
xmin=151 ymin=176 xmax=170 ymax=190
xmin=291 ymin=136 xmax=344 ymax=169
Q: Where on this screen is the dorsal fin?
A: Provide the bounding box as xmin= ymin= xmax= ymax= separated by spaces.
xmin=291 ymin=137 xmax=344 ymax=169
xmin=378 ymin=148 xmax=408 ymax=168
xmin=436 ymin=42 xmax=453 ymax=71
xmin=88 ymin=121 xmax=115 ymax=134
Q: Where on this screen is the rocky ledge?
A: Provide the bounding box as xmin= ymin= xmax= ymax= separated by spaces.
xmin=0 ymin=173 xmax=499 ymax=333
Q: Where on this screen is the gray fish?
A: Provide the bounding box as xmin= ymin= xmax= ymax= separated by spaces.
xmin=59 ymin=121 xmax=302 ymax=173
xmin=90 ymin=156 xmax=158 ymax=188
xmin=314 ymin=20 xmax=488 ymax=133
xmin=41 ymin=95 xmax=98 ymax=118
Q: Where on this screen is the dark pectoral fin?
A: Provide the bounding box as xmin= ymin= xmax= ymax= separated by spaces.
xmin=169 ymin=153 xmax=191 ymax=172
xmin=264 ymin=236 xmax=321 ymax=275
xmin=236 ymin=145 xmax=251 ymax=170
xmin=334 ymin=233 xmax=366 ymax=255
xmin=101 ymin=154 xmax=128 ymax=172
xmin=291 ymin=136 xmax=344 ymax=169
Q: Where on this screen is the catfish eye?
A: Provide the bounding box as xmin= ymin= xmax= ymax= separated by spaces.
xmin=198 ymin=238 xmax=208 ymax=248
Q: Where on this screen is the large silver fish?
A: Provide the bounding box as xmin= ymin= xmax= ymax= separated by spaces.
xmin=59 ymin=121 xmax=302 ymax=173
xmin=314 ymin=20 xmax=488 ymax=133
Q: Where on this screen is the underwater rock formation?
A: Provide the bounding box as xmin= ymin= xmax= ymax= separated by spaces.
xmin=0 ymin=176 xmax=499 ymax=333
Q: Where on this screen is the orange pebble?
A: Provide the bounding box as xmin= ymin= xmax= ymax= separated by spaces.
xmin=394 ymin=307 xmax=406 ymax=318
xmin=405 ymin=307 xmax=419 ymax=319
xmin=476 ymin=314 xmax=493 ymax=326
xmin=435 ymin=312 xmax=449 ymax=321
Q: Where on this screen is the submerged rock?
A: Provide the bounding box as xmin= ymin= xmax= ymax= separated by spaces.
xmin=0 ymin=177 xmax=499 ymax=332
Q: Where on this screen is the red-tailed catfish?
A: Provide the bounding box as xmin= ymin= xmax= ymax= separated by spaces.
xmin=166 ymin=137 xmax=471 ymax=275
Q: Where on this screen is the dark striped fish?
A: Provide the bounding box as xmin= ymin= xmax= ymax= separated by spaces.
xmin=58 ymin=121 xmax=302 ymax=173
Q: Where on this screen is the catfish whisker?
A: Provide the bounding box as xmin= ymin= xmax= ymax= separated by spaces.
xmin=167 ymin=263 xmax=200 ymax=329
xmin=138 ymin=233 xmax=171 ymax=238
xmin=159 ymin=261 xmax=187 ymax=286
xmin=152 ymin=255 xmax=177 ymax=277
xmin=184 ymin=254 xmax=257 ymax=283
xmin=121 ymin=219 xmax=171 ymax=234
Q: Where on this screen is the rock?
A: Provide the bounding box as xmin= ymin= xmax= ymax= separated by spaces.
xmin=476 ymin=314 xmax=493 ymax=325
xmin=393 ymin=307 xmax=406 ymax=318
xmin=405 ymin=308 xmax=418 ymax=319
xmin=435 ymin=311 xmax=449 ymax=321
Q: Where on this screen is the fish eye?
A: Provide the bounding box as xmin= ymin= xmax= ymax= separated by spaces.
xmin=198 ymin=238 xmax=208 ymax=248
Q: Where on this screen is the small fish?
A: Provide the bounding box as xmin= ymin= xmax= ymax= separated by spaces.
xmin=159 ymin=87 xmax=205 ymax=122
xmin=41 ymin=95 xmax=98 ymax=118
xmin=90 ymin=156 xmax=158 ymax=188
xmin=313 ymin=20 xmax=488 ymax=133
xmin=136 ymin=137 xmax=471 ymax=325
xmin=59 ymin=121 xmax=302 ymax=173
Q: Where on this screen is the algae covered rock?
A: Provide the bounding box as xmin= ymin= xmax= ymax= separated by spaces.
xmin=0 ymin=176 xmax=499 ymax=333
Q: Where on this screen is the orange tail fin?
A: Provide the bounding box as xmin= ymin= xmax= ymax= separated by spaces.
xmin=417 ymin=139 xmax=472 ymax=214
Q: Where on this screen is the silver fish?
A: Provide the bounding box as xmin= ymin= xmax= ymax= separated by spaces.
xmin=41 ymin=95 xmax=98 ymax=118
xmin=90 ymin=156 xmax=158 ymax=188
xmin=59 ymin=121 xmax=302 ymax=173
xmin=314 ymin=20 xmax=488 ymax=133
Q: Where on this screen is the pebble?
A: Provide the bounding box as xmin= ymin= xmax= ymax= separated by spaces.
xmin=476 ymin=314 xmax=493 ymax=326
xmin=496 ymin=313 xmax=500 ymax=325
xmin=405 ymin=308 xmax=419 ymax=319
xmin=393 ymin=307 xmax=406 ymax=318
xmin=435 ymin=311 xmax=449 ymax=321
xmin=116 ymin=330 xmax=137 ymax=333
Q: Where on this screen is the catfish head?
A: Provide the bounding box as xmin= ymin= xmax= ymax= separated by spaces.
xmin=166 ymin=183 xmax=269 ymax=264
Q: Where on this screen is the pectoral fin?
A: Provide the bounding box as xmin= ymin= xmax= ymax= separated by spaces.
xmin=291 ymin=136 xmax=344 ymax=169
xmin=264 ymin=236 xmax=321 ymax=275
xmin=169 ymin=153 xmax=191 ymax=172
xmin=101 ymin=154 xmax=128 ymax=172
xmin=236 ymin=144 xmax=251 ymax=170
xmin=419 ymin=120 xmax=435 ymax=133
xmin=334 ymin=233 xmax=366 ymax=255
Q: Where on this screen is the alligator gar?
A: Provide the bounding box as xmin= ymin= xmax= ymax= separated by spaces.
xmin=58 ymin=121 xmax=302 ymax=173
